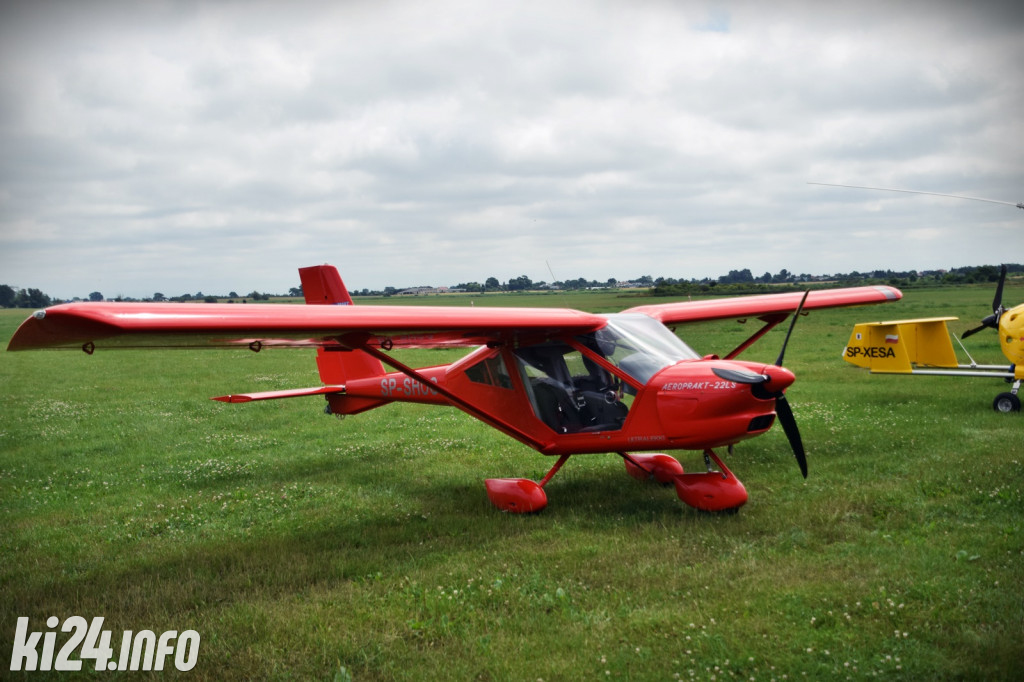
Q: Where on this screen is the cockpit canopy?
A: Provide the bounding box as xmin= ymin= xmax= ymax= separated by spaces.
xmin=511 ymin=313 xmax=700 ymax=434
xmin=583 ymin=313 xmax=701 ymax=384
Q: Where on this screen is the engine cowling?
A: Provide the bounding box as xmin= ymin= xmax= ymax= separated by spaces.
xmin=653 ymin=361 xmax=792 ymax=448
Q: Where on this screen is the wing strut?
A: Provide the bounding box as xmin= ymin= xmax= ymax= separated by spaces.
xmin=723 ymin=314 xmax=788 ymax=360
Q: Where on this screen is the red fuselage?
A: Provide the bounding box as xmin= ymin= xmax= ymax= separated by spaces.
xmin=336 ymin=337 xmax=793 ymax=457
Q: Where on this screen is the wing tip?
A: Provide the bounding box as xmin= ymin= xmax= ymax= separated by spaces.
xmin=873 ymin=285 xmax=903 ymax=301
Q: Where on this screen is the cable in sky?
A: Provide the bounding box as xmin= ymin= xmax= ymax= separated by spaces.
xmin=808 ymin=182 xmax=1023 ymax=210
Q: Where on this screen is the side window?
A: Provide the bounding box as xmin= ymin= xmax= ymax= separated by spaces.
xmin=465 ymin=353 xmax=513 ymax=389
xmin=514 ymin=342 xmax=630 ymax=433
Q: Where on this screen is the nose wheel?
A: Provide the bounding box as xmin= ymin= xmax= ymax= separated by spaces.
xmin=671 ymin=449 xmax=748 ymax=513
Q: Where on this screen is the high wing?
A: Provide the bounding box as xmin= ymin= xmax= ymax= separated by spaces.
xmin=623 ymin=285 xmax=902 ymax=325
xmin=7 ymin=284 xmax=901 ymax=354
xmin=7 ymin=302 xmax=605 ymax=352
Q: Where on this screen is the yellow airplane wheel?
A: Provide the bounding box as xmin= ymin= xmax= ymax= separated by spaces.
xmin=992 ymin=392 xmax=1021 ymax=413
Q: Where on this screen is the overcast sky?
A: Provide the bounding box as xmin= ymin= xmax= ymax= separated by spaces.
xmin=1 ymin=0 xmax=1021 ymax=299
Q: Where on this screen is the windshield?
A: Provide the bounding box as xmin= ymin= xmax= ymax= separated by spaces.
xmin=576 ymin=313 xmax=700 ymax=385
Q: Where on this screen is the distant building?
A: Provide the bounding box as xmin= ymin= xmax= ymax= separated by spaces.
xmin=397 ymin=286 xmax=449 ymax=296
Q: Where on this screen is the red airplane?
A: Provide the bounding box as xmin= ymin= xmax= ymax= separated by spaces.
xmin=7 ymin=265 xmax=902 ymax=513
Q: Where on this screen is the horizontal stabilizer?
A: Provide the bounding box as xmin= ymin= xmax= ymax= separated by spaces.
xmin=212 ymin=385 xmax=345 ymax=403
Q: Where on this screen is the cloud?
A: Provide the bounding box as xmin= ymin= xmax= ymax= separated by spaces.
xmin=0 ymin=0 xmax=1021 ymax=298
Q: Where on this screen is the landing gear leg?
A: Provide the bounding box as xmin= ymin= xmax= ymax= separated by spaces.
xmin=485 ymin=454 xmax=571 ymax=513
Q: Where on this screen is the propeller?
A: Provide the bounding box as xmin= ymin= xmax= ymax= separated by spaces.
xmin=962 ymin=264 xmax=1008 ymax=339
xmin=711 ymin=291 xmax=809 ymax=478
xmin=771 ymin=291 xmax=809 ymax=478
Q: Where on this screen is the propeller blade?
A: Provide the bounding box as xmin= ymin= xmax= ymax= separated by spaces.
xmin=964 ymin=312 xmax=1000 ymax=338
xmin=992 ymin=264 xmax=1007 ymax=314
xmin=765 ymin=291 xmax=810 ymax=478
xmin=774 ymin=290 xmax=810 ymax=368
xmin=960 ymin=324 xmax=987 ymax=339
xmin=774 ymin=395 xmax=807 ymax=478
xmin=712 ymin=367 xmax=769 ymax=384
xmin=962 ymin=267 xmax=1008 ymax=339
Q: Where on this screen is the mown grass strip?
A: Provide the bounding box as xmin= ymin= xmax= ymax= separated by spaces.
xmin=1 ymin=282 xmax=1021 ymax=680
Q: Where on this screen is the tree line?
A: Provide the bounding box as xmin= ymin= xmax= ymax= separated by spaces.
xmin=2 ymin=264 xmax=1019 ymax=307
xmin=652 ymin=264 xmax=1021 ymax=296
xmin=0 ymin=285 xmax=53 ymax=309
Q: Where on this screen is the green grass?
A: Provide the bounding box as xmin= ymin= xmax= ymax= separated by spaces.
xmin=1 ymin=282 xmax=1022 ymax=680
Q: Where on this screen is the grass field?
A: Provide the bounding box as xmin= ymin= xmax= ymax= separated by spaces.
xmin=1 ymin=283 xmax=1021 ymax=680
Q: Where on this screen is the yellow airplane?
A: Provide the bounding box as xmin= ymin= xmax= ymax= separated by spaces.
xmin=844 ymin=265 xmax=1023 ymax=412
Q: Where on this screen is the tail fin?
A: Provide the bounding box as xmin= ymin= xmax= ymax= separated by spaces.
xmin=298 ymin=265 xmax=385 ymax=388
xmin=299 ymin=264 xmax=355 ymax=306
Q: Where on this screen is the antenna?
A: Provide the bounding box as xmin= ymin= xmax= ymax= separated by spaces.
xmin=545 ymin=259 xmax=558 ymax=283
xmin=546 ymin=260 xmax=571 ymax=308
xmin=808 ymin=182 xmax=1023 ymax=209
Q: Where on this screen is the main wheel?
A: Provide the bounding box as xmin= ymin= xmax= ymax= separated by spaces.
xmin=992 ymin=392 xmax=1021 ymax=413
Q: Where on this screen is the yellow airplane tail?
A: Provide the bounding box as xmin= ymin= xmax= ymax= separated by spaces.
xmin=843 ymin=318 xmax=959 ymax=373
